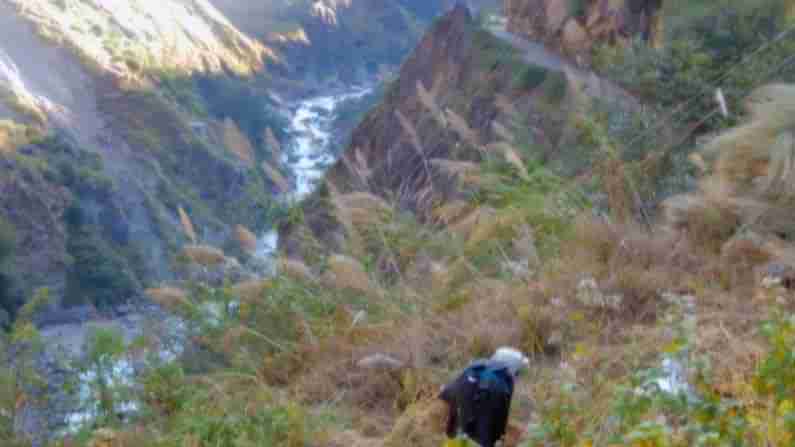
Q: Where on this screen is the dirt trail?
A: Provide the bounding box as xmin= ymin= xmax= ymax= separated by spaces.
xmin=487 ymin=20 xmax=640 ymax=109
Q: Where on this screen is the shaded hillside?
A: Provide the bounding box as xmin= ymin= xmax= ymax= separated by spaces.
xmin=0 ymin=0 xmax=475 ymax=316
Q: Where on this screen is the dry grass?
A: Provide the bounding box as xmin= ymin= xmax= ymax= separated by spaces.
xmin=229 ymin=279 xmax=271 ymax=304
xmin=333 ymin=192 xmax=393 ymax=227
xmin=429 ymin=159 xmax=483 ymax=186
xmin=341 ymin=147 xmax=373 ymax=187
xmin=382 ymin=399 xmax=447 ymax=447
xmin=492 ymin=120 xmax=517 ymax=144
xmin=430 ymin=200 xmax=473 ymax=225
xmin=326 ymin=430 xmax=382 ymax=447
xmin=416 ymin=80 xmax=445 ymax=126
xmin=465 ymin=208 xmax=525 ymax=249
xmin=322 ymin=254 xmax=381 ymax=297
xmin=664 ymin=84 xmax=795 ymax=260
xmin=546 ymin=216 xmax=701 ymax=322
xmin=262 ymin=161 xmax=290 ymax=193
xmin=0 ymin=120 xmax=42 ymax=154
xmin=178 ymin=206 xmax=197 ymax=244
xmin=222 ymin=118 xmax=255 ymax=166
xmin=145 ymin=286 xmax=189 ymax=308
xmin=180 ymin=244 xmax=226 ymax=266
xmin=279 ymin=258 xmax=317 ymax=283
xmin=234 ymin=224 xmax=257 ymax=254
xmin=290 ymin=275 xmax=556 ymax=424
xmin=264 ymin=127 xmax=282 ymax=162
xmin=445 ymin=108 xmax=482 ymax=150
xmin=486 ymin=141 xmax=531 ymax=181
xmin=598 ymin=156 xmax=635 ymax=224
xmin=447 ymin=206 xmax=497 ymax=240
xmin=395 ymin=109 xmax=424 ymax=157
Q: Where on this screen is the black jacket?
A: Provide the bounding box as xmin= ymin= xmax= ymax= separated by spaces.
xmin=439 ymin=360 xmax=515 ymax=447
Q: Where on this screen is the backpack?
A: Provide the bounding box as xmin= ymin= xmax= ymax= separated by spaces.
xmin=439 ymin=360 xmax=515 ymax=447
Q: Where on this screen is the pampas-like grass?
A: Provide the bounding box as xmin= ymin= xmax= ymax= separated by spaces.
xmin=181 ymin=244 xmax=226 ymax=266
xmin=395 ymin=109 xmax=425 ymax=156
xmin=178 ymin=206 xmax=197 ymax=244
xmin=466 ymin=208 xmax=525 ymax=249
xmin=264 ymin=127 xmax=282 ymax=162
xmin=229 ymin=279 xmax=271 ymax=304
xmin=146 ymin=286 xmax=190 ymax=309
xmin=234 ymin=225 xmax=258 ymax=254
xmin=278 ymin=258 xmax=317 ymax=283
xmin=334 ymin=192 xmax=393 ymax=227
xmin=416 ymin=80 xmax=446 ymax=126
xmin=448 ymin=206 xmax=497 ymax=240
xmin=262 ymin=161 xmax=290 ymax=193
xmin=486 ymin=141 xmax=531 ymax=181
xmin=665 ymin=83 xmax=795 ymax=261
xmin=430 ymin=158 xmax=482 ymax=185
xmin=431 ymin=200 xmax=473 ymax=225
xmin=445 ymin=108 xmax=482 ymax=149
xmin=322 ymin=254 xmax=382 ymax=297
xmin=492 ymin=120 xmax=517 ymax=143
xmin=222 ymin=118 xmax=255 ymax=166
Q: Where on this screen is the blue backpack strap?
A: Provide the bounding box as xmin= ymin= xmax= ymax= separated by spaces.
xmin=478 ymin=363 xmax=512 ymax=395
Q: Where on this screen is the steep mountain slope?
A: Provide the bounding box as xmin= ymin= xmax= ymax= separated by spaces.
xmin=0 ymin=0 xmax=464 ymax=319
xmin=0 ymin=1 xmax=497 ymax=444
xmin=21 ymin=1 xmax=795 ymax=446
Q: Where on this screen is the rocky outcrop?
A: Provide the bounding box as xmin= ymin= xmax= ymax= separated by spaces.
xmin=505 ymin=0 xmax=664 ymax=62
xmin=280 ymin=3 xmax=640 ymax=260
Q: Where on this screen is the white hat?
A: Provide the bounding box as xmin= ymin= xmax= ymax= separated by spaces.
xmin=491 ymin=346 xmax=530 ymax=377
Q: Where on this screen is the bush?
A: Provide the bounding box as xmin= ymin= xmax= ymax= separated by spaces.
xmin=195 ymin=76 xmax=287 ymax=151
xmin=0 ymin=219 xmax=17 ymax=319
xmin=512 ymin=64 xmax=549 ymax=91
xmin=594 ymin=0 xmax=795 ymax=134
xmin=64 ymin=206 xmax=138 ymax=309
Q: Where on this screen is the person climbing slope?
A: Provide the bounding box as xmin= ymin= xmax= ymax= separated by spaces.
xmin=439 ymin=347 xmax=529 ymax=447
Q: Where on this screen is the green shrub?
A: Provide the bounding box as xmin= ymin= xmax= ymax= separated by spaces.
xmin=512 ymin=64 xmax=549 ymax=91
xmin=595 ymin=0 xmax=795 ymax=134
xmin=82 ymin=326 xmax=129 ymax=427
xmin=64 ymin=206 xmax=138 ymax=309
xmin=0 ymin=219 xmax=16 ymax=320
xmin=195 ymin=76 xmax=287 ymax=151
xmin=141 ymin=363 xmax=188 ymax=418
xmin=157 ymin=70 xmax=206 ymax=116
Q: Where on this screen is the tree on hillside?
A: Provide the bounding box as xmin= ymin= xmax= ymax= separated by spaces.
xmin=0 ymin=218 xmax=16 ymax=324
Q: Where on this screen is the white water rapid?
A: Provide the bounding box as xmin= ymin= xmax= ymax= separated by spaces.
xmin=254 ymin=85 xmax=373 ymax=262
xmin=58 ymin=85 xmax=374 ymax=434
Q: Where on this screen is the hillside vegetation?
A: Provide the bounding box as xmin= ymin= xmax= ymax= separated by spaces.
xmin=0 ymin=0 xmax=461 ymax=321
xmin=5 ymin=0 xmax=795 ymax=446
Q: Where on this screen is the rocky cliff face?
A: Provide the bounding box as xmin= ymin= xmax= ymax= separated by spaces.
xmin=504 ymin=0 xmax=664 ymax=61
xmin=280 ymin=3 xmax=639 ymax=260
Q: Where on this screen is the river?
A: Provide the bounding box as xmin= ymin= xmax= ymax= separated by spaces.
xmin=32 ymin=84 xmax=375 ymax=438
xmin=255 ymin=84 xmax=373 ymax=261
